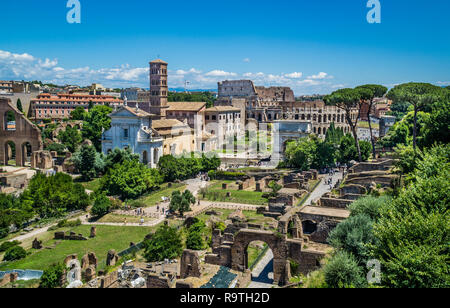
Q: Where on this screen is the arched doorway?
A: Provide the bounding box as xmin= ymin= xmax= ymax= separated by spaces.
xmin=21 ymin=142 xmax=33 ymax=166
xmin=142 ymin=151 xmax=148 ymax=165
xmin=4 ymin=141 xmax=16 ymax=166
xmin=302 ymin=220 xmax=318 ymax=235
xmin=246 ymin=241 xmax=274 ymax=287
xmin=231 ymin=230 xmax=289 ymax=285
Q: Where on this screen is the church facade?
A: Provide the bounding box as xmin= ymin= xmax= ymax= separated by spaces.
xmin=101 ymin=105 xmax=163 ymax=168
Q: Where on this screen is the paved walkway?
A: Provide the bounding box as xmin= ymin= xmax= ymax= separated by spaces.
xmin=302 ymin=171 xmax=343 ymax=206
xmin=79 ymin=214 xmax=166 ymax=227
xmin=248 ymin=249 xmax=275 ymax=288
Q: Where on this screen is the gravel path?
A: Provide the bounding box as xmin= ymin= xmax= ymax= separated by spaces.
xmin=303 ymin=171 xmax=343 ymax=206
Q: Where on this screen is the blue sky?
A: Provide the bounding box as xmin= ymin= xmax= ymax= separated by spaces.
xmin=1 ymin=0 xmax=449 ymax=94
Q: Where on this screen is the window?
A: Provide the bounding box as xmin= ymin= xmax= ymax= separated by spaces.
xmin=124 ymin=128 xmax=129 ymax=138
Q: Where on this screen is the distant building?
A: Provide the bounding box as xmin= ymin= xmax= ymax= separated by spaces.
xmin=272 ymin=121 xmax=312 ymax=163
xmin=0 ymin=81 xmax=13 ymax=94
xmin=152 ymin=119 xmax=196 ymax=156
xmin=30 ymin=93 xmax=124 ymax=122
xmin=217 ymin=79 xmax=356 ymax=138
xmin=204 ymin=106 xmax=242 ymax=148
xmin=149 ymin=59 xmax=169 ymax=117
xmin=121 ymin=88 xmax=141 ymax=101
xmin=101 ymin=105 xmax=163 ymax=168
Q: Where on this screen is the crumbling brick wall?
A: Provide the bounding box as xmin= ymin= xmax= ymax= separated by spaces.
xmin=0 ymin=98 xmax=43 ymax=166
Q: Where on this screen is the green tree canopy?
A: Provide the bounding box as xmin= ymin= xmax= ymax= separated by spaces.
xmin=186 ymin=221 xmax=208 ymax=250
xmin=170 ymin=190 xmax=195 ymax=216
xmin=324 ymin=88 xmax=368 ymax=161
xmin=371 ymin=145 xmax=450 ymax=288
xmin=82 ymin=105 xmax=113 ymax=151
xmin=72 ymin=145 xmax=105 ymax=181
xmin=143 ymin=224 xmax=184 ymax=262
xmin=100 ymin=159 xmax=162 ymax=200
xmin=91 ymin=192 xmax=112 ymax=218
xmin=21 ymin=172 xmax=90 ymax=218
xmin=70 ymin=106 xmax=87 ymax=121
xmin=58 ymin=126 xmax=82 ymax=153
xmin=387 ymin=83 xmax=443 ymax=151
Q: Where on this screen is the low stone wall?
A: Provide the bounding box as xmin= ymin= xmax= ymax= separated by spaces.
xmin=345 ymin=175 xmax=395 ymax=188
xmin=340 ymin=184 xmax=367 ymax=195
xmin=349 ymin=159 xmax=394 ymax=173
xmin=340 ymin=193 xmax=364 ymax=201
xmin=147 ymin=275 xmax=174 ymax=288
xmin=319 ymin=197 xmax=353 ymax=209
xmin=299 ymin=212 xmax=344 ymax=244
xmin=238 ymin=177 xmax=256 ymax=190
xmin=54 ymin=231 xmax=88 ymax=241
xmin=99 ymin=271 xmax=118 ymax=288
xmin=0 ymin=173 xmax=27 ymax=189
xmin=297 ymin=250 xmax=326 ymax=275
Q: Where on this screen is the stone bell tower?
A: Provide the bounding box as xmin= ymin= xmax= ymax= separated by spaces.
xmin=149 ymin=59 xmax=169 ymax=118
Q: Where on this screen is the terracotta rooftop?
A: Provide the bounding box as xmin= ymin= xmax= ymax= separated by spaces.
xmin=150 ymin=59 xmax=168 ymax=64
xmin=166 ymin=102 xmax=206 ymax=112
xmin=152 ymin=119 xmax=187 ymax=129
xmin=152 ymin=119 xmax=192 ymax=136
xmin=122 ymin=106 xmax=153 ymax=117
xmin=205 ymin=106 xmax=241 ymax=112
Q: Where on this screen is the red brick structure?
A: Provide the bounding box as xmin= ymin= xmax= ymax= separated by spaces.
xmin=0 ymin=98 xmax=43 ymax=166
xmin=30 ymin=93 xmax=123 ymax=122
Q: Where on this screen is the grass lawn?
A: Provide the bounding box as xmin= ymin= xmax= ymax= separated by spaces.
xmin=0 ymin=225 xmax=156 ymax=272
xmin=79 ymin=177 xmax=102 ymax=192
xmin=97 ymin=213 xmax=155 ymax=224
xmin=247 ymin=242 xmax=268 ymax=269
xmin=199 ymin=181 xmax=268 ymax=206
xmin=135 ymin=183 xmax=186 ymax=207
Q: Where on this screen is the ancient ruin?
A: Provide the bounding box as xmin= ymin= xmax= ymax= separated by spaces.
xmin=0 ymin=98 xmax=44 ymax=167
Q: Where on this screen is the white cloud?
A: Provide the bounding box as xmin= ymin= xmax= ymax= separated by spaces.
xmin=243 ymin=58 xmax=251 ymax=63
xmin=0 ymin=49 xmax=340 ymax=94
xmin=308 ymin=72 xmax=332 ymax=80
xmin=39 ymin=58 xmax=58 ymax=68
xmin=284 ymin=72 xmax=303 ymax=79
xmin=205 ymin=70 xmax=237 ymax=77
xmin=0 ymin=50 xmax=34 ymax=62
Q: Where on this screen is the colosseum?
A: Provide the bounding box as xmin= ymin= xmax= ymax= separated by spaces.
xmin=217 ymin=80 xmax=358 ymax=138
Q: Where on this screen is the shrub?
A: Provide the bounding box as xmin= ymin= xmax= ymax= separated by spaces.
xmin=0 ymin=228 xmax=8 ymax=239
xmin=323 ymin=251 xmax=366 ymax=288
xmin=39 ymin=263 xmax=65 ymax=288
xmin=3 ymin=245 xmax=27 ymax=261
xmin=213 ymin=170 xmax=246 ymax=180
xmin=57 ymin=219 xmax=81 ymax=228
xmin=46 ymin=143 xmax=67 ymax=155
xmin=143 ymin=225 xmax=183 ymax=262
xmin=91 ymin=193 xmax=112 ymax=218
xmin=186 ymin=221 xmax=207 ymax=250
xmin=100 ymin=159 xmax=162 ymax=200
xmin=348 ymin=195 xmax=390 ymax=221
xmin=0 ymin=240 xmax=21 ymax=252
xmin=328 ymin=214 xmax=377 ymax=264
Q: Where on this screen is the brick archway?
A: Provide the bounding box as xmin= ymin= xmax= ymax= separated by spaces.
xmin=231 ymin=229 xmax=289 ymax=285
xmin=0 ymin=98 xmax=43 ymax=166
